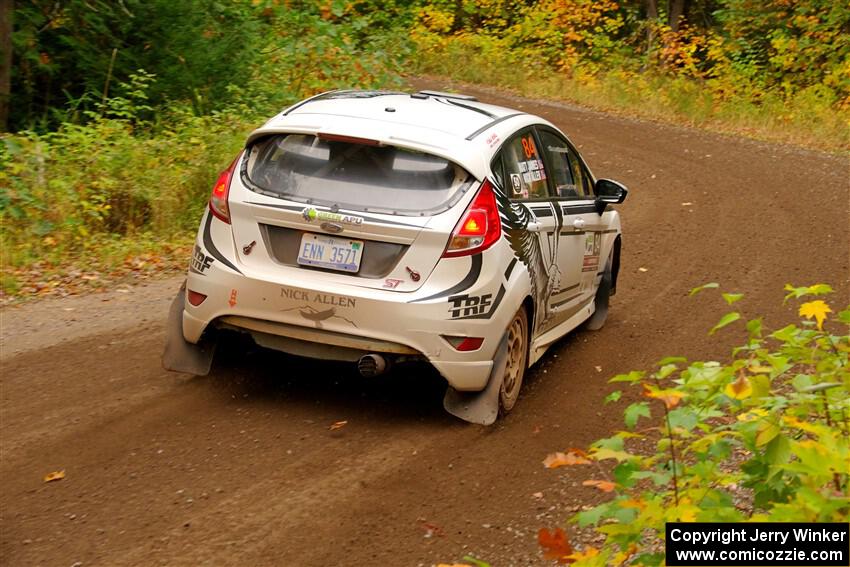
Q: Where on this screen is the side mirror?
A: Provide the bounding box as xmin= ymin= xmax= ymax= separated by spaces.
xmin=594 ymin=178 xmax=628 ymax=213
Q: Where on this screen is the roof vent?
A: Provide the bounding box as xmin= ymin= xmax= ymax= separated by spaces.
xmin=413 ymin=90 xmax=478 ymax=101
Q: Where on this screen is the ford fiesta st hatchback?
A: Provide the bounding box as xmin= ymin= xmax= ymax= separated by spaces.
xmin=163 ymin=89 xmax=628 ymax=424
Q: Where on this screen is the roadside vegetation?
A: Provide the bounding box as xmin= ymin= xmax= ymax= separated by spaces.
xmin=441 ymin=285 xmax=850 ymax=566
xmin=411 ymin=0 xmax=850 ymax=151
xmin=1 ymin=0 xmax=847 ymax=300
xmin=1 ymin=1 xmax=411 ymax=299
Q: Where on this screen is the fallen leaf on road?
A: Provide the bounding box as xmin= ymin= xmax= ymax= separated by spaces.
xmin=582 ymin=479 xmax=616 ymax=492
xmin=681 ymin=202 xmax=693 ymax=206
xmin=532 ymin=491 xmax=543 ymax=499
xmin=532 ymin=425 xmax=542 ymax=434
xmin=538 ymin=527 xmax=574 ymax=563
xmin=420 ymin=520 xmax=445 ymax=538
xmin=543 ymin=451 xmax=591 ymax=468
xmin=638 ymin=267 xmax=648 ymax=272
xmin=594 ymin=365 xmax=602 ymax=372
xmin=329 ymin=420 xmax=348 ymax=431
xmin=44 ymin=470 xmax=65 ymax=483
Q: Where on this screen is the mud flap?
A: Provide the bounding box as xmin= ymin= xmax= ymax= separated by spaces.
xmin=161 ymin=284 xmax=216 ymax=376
xmin=585 ymin=258 xmax=612 ymax=331
xmin=442 ymin=335 xmax=508 ymax=426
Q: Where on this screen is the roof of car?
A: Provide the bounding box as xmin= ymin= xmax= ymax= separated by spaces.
xmin=246 ymin=89 xmax=547 ymax=179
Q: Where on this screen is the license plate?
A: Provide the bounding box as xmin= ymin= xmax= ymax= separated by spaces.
xmin=297 ymin=233 xmax=363 ymax=273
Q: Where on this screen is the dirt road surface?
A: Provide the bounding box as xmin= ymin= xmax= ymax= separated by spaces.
xmin=2 ymin=80 xmax=848 ymax=567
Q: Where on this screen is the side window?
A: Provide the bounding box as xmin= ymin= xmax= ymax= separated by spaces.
xmin=540 ymin=130 xmax=592 ymax=199
xmin=490 ymin=153 xmax=505 ymax=189
xmin=539 ymin=130 xmax=579 ymax=198
xmin=501 ymin=130 xmax=550 ymax=200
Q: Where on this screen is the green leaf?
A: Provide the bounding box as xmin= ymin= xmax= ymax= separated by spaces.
xmin=667 ymin=407 xmax=699 ymax=431
xmin=604 ymin=390 xmax=622 ymax=404
xmin=610 ymin=370 xmax=645 ymax=383
xmin=461 ymin=556 xmax=491 ymax=567
xmin=709 ymin=312 xmax=741 ymax=334
xmin=659 ymin=356 xmax=688 ymax=366
xmin=756 ymin=421 xmax=781 ymax=447
xmin=792 ymin=374 xmax=813 ymax=391
xmin=783 ymin=283 xmax=833 ymax=301
xmin=574 ymin=503 xmax=608 ymax=527
xmin=764 ymin=434 xmax=791 ymax=467
xmin=749 ymin=374 xmax=771 ymax=398
xmin=624 ymin=402 xmax=651 ymax=429
xmin=689 ymin=282 xmax=719 ymax=296
xmin=746 ymin=317 xmax=763 ymax=338
xmin=722 ymin=292 xmax=744 ymax=305
xmin=838 ymin=309 xmax=850 ymax=324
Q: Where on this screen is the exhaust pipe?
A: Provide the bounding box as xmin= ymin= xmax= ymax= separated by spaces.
xmin=357 ymin=354 xmax=388 ymax=377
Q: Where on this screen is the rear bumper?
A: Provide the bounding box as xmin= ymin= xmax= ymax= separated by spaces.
xmin=182 ymin=260 xmax=511 ymax=391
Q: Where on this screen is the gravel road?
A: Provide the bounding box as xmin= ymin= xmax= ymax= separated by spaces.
xmin=1 ymin=79 xmax=848 ymax=567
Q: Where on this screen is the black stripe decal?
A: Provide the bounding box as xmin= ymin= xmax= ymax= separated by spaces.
xmin=504 ymin=258 xmax=518 ymax=280
xmin=465 ymin=113 xmax=524 ymax=140
xmin=410 ymin=254 xmax=482 ymax=303
xmin=552 ymin=282 xmax=580 ymax=297
xmin=202 ymin=214 xmax=242 ymax=274
xmin=455 ymin=285 xmax=506 ymax=320
xmin=444 ymin=98 xmax=495 ymax=118
xmin=561 ymin=204 xmax=598 ymax=215
xmin=531 ymin=207 xmax=553 ymax=218
xmin=552 ymin=292 xmax=582 ymax=309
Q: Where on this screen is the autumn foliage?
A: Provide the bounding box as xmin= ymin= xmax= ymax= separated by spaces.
xmin=541 ymin=284 xmax=849 ymax=565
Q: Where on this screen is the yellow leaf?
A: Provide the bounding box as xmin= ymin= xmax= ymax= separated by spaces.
xmin=643 ymin=384 xmax=686 ymax=409
xmin=724 ymin=376 xmax=752 ymax=400
xmin=568 ymin=547 xmax=600 ymax=561
xmin=799 ymin=300 xmax=832 ymax=330
xmin=543 ymin=450 xmax=591 ymax=468
xmin=737 ymin=408 xmax=768 ymax=422
xmin=582 ymin=479 xmax=616 ymax=492
xmin=44 ymin=470 xmax=65 ymax=483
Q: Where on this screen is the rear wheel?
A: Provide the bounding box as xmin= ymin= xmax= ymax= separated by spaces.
xmin=499 ymin=305 xmax=529 ymax=415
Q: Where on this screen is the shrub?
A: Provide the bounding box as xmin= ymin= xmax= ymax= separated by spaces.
xmin=542 ymin=284 xmax=849 ymax=565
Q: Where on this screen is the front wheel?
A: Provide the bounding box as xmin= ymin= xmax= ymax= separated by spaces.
xmin=499 ymin=305 xmax=529 ymax=415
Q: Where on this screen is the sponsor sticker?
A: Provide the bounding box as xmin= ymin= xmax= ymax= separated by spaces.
xmin=510 ymin=173 xmax=523 ymax=195
xmin=448 ymin=293 xmax=493 ymax=318
xmin=301 ymin=207 xmax=364 ymax=226
xmin=190 ymin=245 xmax=214 ymax=274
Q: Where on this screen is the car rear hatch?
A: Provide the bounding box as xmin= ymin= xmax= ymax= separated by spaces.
xmin=227 ymin=133 xmax=478 ymax=291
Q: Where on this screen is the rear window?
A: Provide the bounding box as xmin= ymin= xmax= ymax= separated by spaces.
xmin=243 ymin=134 xmax=474 ymax=216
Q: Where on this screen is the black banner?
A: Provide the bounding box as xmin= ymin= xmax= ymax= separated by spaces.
xmin=666 ymin=523 xmax=849 ymax=566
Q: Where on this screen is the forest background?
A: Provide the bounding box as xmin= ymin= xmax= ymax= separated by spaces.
xmin=1 ymin=0 xmax=848 ymax=298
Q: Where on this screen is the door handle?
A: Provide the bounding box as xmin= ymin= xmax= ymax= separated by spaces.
xmin=527 ymin=221 xmax=543 ymax=233
xmin=573 ymin=218 xmax=586 ymax=229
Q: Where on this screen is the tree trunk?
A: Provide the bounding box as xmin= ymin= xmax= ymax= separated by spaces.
xmin=668 ymin=0 xmax=687 ymax=32
xmin=0 ymin=0 xmax=12 ymax=132
xmin=645 ymin=0 xmax=659 ymax=56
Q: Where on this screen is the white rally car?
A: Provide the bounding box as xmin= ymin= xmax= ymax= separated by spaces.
xmin=163 ymin=89 xmax=627 ymax=424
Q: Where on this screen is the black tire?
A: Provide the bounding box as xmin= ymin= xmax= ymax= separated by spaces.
xmin=499 ymin=305 xmax=529 ymax=414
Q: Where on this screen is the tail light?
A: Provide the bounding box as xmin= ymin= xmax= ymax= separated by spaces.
xmin=209 ymin=154 xmax=241 ymax=224
xmin=442 ymin=335 xmax=485 ymax=352
xmin=187 ymin=289 xmax=207 ymax=306
xmin=442 ymin=179 xmax=501 ymax=258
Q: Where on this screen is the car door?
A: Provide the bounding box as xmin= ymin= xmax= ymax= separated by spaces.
xmin=492 ymin=128 xmax=576 ymax=335
xmin=536 ymin=127 xmax=612 ymax=307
